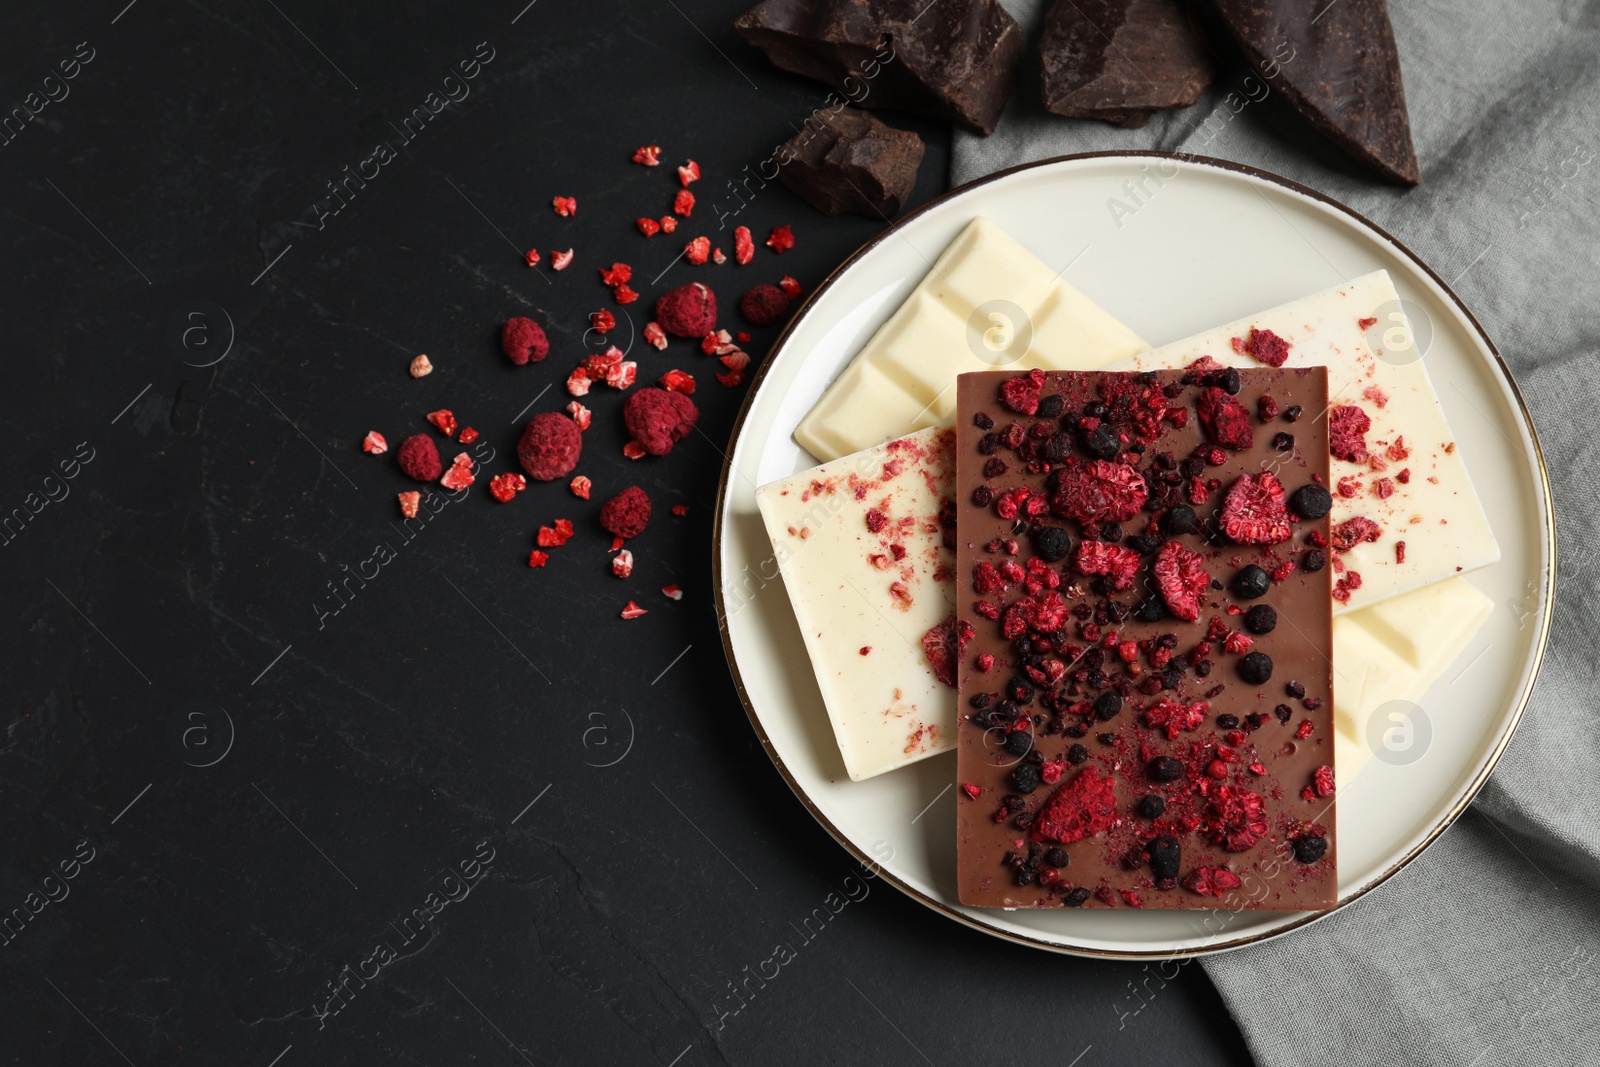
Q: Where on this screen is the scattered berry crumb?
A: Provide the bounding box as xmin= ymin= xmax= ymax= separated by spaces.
xmin=612 ymin=549 xmax=634 ymax=578
xmin=488 ymin=472 xmax=527 ymax=503
xmin=527 ymin=550 xmax=549 ymax=568
xmin=536 ymin=519 xmax=575 ymax=548
xmin=566 ymin=401 xmax=592 ymax=430
xmin=551 ymin=249 xmax=574 ymax=271
xmin=523 ymin=248 xmax=541 ymax=268
xmin=660 ymin=368 xmax=696 ymax=393
xmin=440 ymin=452 xmax=475 ymax=490
xmin=671 ymin=504 xmax=688 ymax=516
xmin=397 ymin=491 xmax=421 ymax=519
xmin=684 ymin=236 xmax=711 ymax=265
xmin=632 ymin=145 xmax=661 ymax=166
xmin=734 ymin=226 xmax=754 ymax=265
xmin=673 ymin=189 xmax=695 ymax=216
xmin=409 ymin=354 xmax=433 ymax=378
xmin=458 ymin=427 xmax=479 ymax=444
xmin=778 ymin=275 xmax=803 ymax=299
xmin=551 ymin=196 xmax=577 ymax=216
xmin=659 ymin=215 xmax=678 ymax=233
xmin=663 ymin=584 xmax=683 ymax=600
xmin=362 ymin=431 xmax=388 ymax=455
xmin=766 ymin=224 xmax=795 ymax=253
xmin=570 ymin=475 xmax=591 ymax=499
xmin=677 ymin=160 xmax=700 ymax=186
xmin=427 ymin=409 xmax=458 ymax=437
xmin=620 ymin=600 xmax=648 ymax=620
xmin=622 ymin=441 xmax=647 ymax=460
xmin=643 ymin=322 xmax=668 ymax=349
xmin=636 ymin=217 xmax=661 ymax=237
xmin=591 ymin=309 xmax=616 ymax=333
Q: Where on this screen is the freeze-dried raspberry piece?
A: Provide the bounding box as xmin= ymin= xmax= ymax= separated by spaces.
xmin=551 ymin=196 xmax=576 ymax=216
xmin=999 ymin=369 xmax=1044 ymax=415
xmin=517 ymin=412 xmax=583 ymax=481
xmin=1049 ymin=459 xmax=1148 ymax=523
xmin=643 ymin=322 xmax=668 ymax=350
xmin=570 ymin=475 xmax=591 ymax=499
xmin=1153 ymin=540 xmax=1209 ymax=622
xmin=566 ymin=401 xmax=591 ymax=430
xmin=673 ymin=189 xmax=695 ymax=216
xmin=501 ymin=316 xmax=550 ymax=365
xmin=637 ymin=218 xmax=661 ymax=237
xmin=397 ymin=491 xmax=421 ymax=519
xmin=599 ymin=263 xmax=632 ymax=289
xmin=440 ymin=452 xmax=475 ymax=490
xmin=620 ymin=601 xmax=648 ymax=620
xmin=458 ymin=427 xmax=479 ymax=445
xmin=362 ymin=431 xmax=387 ymax=454
xmin=536 ymin=519 xmax=575 ymax=548
xmin=659 ymin=215 xmax=678 ymax=234
xmin=1144 ymin=699 xmax=1207 ymax=739
xmin=734 ymin=226 xmax=754 ymax=265
xmin=396 ymin=434 xmax=442 ymax=482
xmin=600 ymin=486 xmax=652 ymax=539
xmin=1311 ymin=764 xmax=1336 ymax=798
xmin=1073 ymin=540 xmax=1141 ymax=591
xmin=551 ymin=249 xmax=574 ymax=271
xmin=612 ymin=549 xmax=634 ymax=578
xmin=409 ymin=354 xmax=433 ymax=378
xmin=1331 ymin=516 xmax=1383 ymax=551
xmin=659 ymin=369 xmax=696 ymax=393
xmin=655 ymin=282 xmax=717 ymax=337
xmin=662 ymin=584 xmax=683 ymax=600
xmin=1234 ymin=326 xmax=1291 ymax=367
xmin=590 ymin=309 xmax=616 ymax=334
xmin=1181 ymin=866 xmax=1243 ymax=897
xmin=1031 ymin=766 xmax=1117 ymax=844
xmin=632 ymin=145 xmax=661 ymax=166
xmin=684 ymin=236 xmax=711 ymax=265
xmin=527 ymin=550 xmax=549 ymax=569
xmin=523 ymin=248 xmax=541 ymax=268
xmin=739 ymin=285 xmax=790 ymax=326
xmin=623 ymin=388 xmax=698 ymax=456
xmin=1197 ymin=387 xmax=1255 ymax=450
xmin=1330 ymin=404 xmax=1372 ymax=462
xmin=622 ymin=441 xmax=647 ymax=460
xmin=712 ymin=248 xmax=726 ymax=265
xmin=488 ymin=472 xmax=527 ymax=503
xmin=603 ymin=361 xmax=637 ymax=390
xmin=778 ymin=275 xmax=803 ymax=299
xmin=1220 ymin=472 xmax=1291 ymax=545
xmin=1203 ymin=786 xmax=1268 ymax=852
xmin=766 ymin=224 xmax=795 ymax=253
xmin=920 ymin=615 xmax=974 ymax=687
xmin=427 ymin=409 xmax=458 ymax=437
xmin=566 ymin=368 xmax=591 ymax=397
xmin=677 ymin=159 xmax=700 ymax=186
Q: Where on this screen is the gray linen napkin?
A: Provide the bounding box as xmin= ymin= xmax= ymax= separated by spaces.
xmin=952 ymin=1 xmax=1600 ymax=1063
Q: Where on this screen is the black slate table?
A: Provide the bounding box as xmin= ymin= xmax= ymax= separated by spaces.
xmin=3 ymin=2 xmax=1253 ymax=1063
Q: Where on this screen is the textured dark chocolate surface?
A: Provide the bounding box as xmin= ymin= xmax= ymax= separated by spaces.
xmin=1211 ymin=0 xmax=1420 ymax=185
xmin=955 ymin=369 xmax=1337 ymax=911
xmin=1038 ymin=0 xmax=1215 ymax=127
xmin=734 ymin=0 xmax=1026 ymax=134
xmin=777 ymin=106 xmax=925 ymax=216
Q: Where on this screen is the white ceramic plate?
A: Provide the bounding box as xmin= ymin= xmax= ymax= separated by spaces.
xmin=713 ymin=154 xmax=1553 ymax=958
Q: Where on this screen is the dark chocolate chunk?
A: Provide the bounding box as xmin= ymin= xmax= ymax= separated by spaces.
xmin=734 ymin=0 xmax=1026 ymax=135
xmin=1210 ymin=0 xmax=1420 ymax=185
xmin=1038 ymin=0 xmax=1215 ymax=127
xmin=776 ymin=106 xmax=924 ymax=218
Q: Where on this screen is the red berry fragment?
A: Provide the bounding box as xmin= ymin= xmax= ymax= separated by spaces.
xmin=600 ymin=486 xmax=652 ymax=539
xmin=612 ymin=548 xmax=634 ymax=578
xmin=440 ymin=452 xmax=475 ymax=490
xmin=1030 ymin=766 xmax=1117 ymax=844
xmin=551 ymin=196 xmax=577 ymax=216
xmin=1073 ymin=540 xmax=1141 ymax=591
xmin=659 ymin=215 xmax=678 ymax=234
xmin=1331 ymin=516 xmax=1383 ymax=551
xmin=527 ymin=550 xmax=549 ymax=569
xmin=622 ymin=441 xmax=647 ymax=460
xmin=396 ymin=434 xmax=443 ymax=482
xmin=623 ymin=388 xmax=698 ymax=456
xmin=734 ymin=225 xmax=754 ymax=265
xmin=566 ymin=401 xmax=592 ymax=430
xmin=671 ymin=505 xmax=688 ymax=516
xmin=427 ymin=409 xmax=458 ymax=437
xmin=673 ymin=189 xmax=695 ymax=216
xmin=458 ymin=427 xmax=479 ymax=444
xmin=1182 ymin=865 xmax=1243 ymax=897
xmin=765 ymin=224 xmax=795 ymax=253
xmin=1329 ymin=404 xmax=1372 ymax=462
xmin=1153 ymin=540 xmax=1209 ymax=622
xmin=643 ymin=322 xmax=668 ymax=350
xmin=684 ymin=236 xmax=711 ymax=265
xmin=523 ymin=248 xmax=541 ymax=268
xmin=659 ymin=368 xmax=696 ymax=393
xmin=1204 ymin=785 xmax=1269 ymax=852
xmin=662 ymin=584 xmax=683 ymax=600
xmin=632 ymin=144 xmax=661 ymax=166
xmin=1234 ymin=326 xmax=1292 ymax=367
xmin=677 ymin=159 xmax=700 ymax=186
xmin=536 ymin=519 xmax=575 ymax=548
xmin=517 ymin=412 xmax=583 ymax=481
xmin=1197 ymin=387 xmax=1255 ymax=450
xmin=655 ymin=282 xmax=717 ymax=338
xmin=1049 ymin=458 xmax=1148 ymax=523
xmin=614 ymin=284 xmax=639 ymax=305
xmin=488 ymin=472 xmax=527 ymax=503
xmin=999 ymin=369 xmax=1045 ymax=414
xmin=739 ymin=284 xmax=790 ymax=326
xmin=620 ymin=600 xmax=648 ymax=620
xmin=636 ymin=217 xmax=661 ymax=237
xmin=551 ymin=249 xmax=574 ymax=271
xmin=397 ymin=491 xmax=421 ymax=519
xmin=599 ymin=263 xmax=632 ymax=288
xmin=591 ymin=309 xmax=616 ymax=333
xmin=778 ymin=275 xmax=803 ymax=299
xmin=1220 ymin=472 xmax=1291 ymax=544
xmin=1311 ymin=764 xmax=1336 ymax=798
xmin=362 ymin=431 xmax=388 ymax=455
xmin=570 ymin=475 xmax=591 ymax=499
xmin=502 ymin=317 xmax=550 ymax=364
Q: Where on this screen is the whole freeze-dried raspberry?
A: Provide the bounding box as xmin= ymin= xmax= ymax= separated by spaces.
xmin=1049 ymin=458 xmax=1148 ymax=523
xmin=734 ymin=226 xmax=754 ymax=265
xmin=1030 ymin=766 xmax=1117 ymax=845
xmin=1331 ymin=515 xmax=1383 ymax=551
xmin=999 ymin=369 xmax=1045 ymax=415
xmin=654 ymin=282 xmax=717 ymax=338
xmin=599 ymin=485 xmax=652 ymax=539
xmin=1220 ymin=472 xmax=1292 ymax=544
xmin=623 ymin=388 xmax=698 ymax=456
xmin=1153 ymin=540 xmax=1209 ymax=622
xmin=502 ymin=317 xmax=549 ymax=365
xmin=1073 ymin=540 xmax=1141 ymax=591
xmin=517 ymin=412 xmax=583 ymax=481
xmin=1197 ymin=387 xmax=1255 ymax=450
xmin=396 ymin=434 xmax=442 ymax=482
xmin=739 ymin=284 xmax=790 ymax=326
xmin=1330 ymin=404 xmax=1372 ymax=462
xmin=1203 ymin=786 xmax=1269 ymax=852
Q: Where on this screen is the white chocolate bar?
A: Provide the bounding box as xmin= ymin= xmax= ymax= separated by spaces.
xmin=756 ymin=427 xmax=958 ymax=780
xmin=1332 ymin=577 xmax=1495 ymax=781
xmin=793 ymin=217 xmax=1148 ymax=462
xmin=1120 ymin=271 xmax=1500 ymax=614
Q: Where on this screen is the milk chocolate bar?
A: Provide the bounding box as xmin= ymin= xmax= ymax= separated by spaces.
xmin=733 ymin=0 xmax=1025 ymax=135
xmin=955 ymin=367 xmax=1337 ymax=910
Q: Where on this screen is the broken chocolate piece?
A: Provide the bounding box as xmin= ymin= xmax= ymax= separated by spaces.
xmin=734 ymin=0 xmax=1025 ymax=136
xmin=1039 ymin=0 xmax=1215 ymax=128
xmin=777 ymin=106 xmax=925 ymax=217
xmin=1211 ymin=0 xmax=1420 ymax=185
